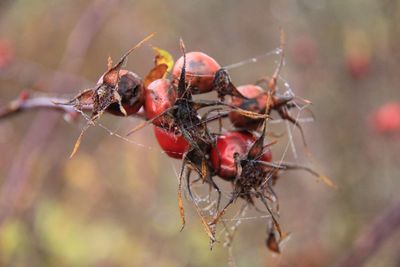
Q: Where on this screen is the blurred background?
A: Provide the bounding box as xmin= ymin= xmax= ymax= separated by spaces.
xmin=0 ymin=0 xmax=400 ymax=266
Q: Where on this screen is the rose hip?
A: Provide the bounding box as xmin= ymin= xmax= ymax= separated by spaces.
xmin=153 ymin=126 xmax=189 ymax=159
xmin=210 ymin=131 xmax=272 ymax=181
xmin=172 ymin=52 xmax=220 ymax=94
xmin=144 ymin=78 xmax=177 ymax=127
xmin=97 ymin=69 xmax=144 ymax=116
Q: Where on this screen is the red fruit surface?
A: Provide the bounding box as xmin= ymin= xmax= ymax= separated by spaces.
xmin=172 ymin=52 xmax=220 ymax=94
xmin=153 ymin=126 xmax=189 ymax=159
xmin=210 ymin=131 xmax=257 ymax=180
xmin=144 ymin=78 xmax=177 ymax=127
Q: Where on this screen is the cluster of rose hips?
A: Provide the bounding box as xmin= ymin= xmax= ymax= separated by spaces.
xmin=2 ymin=35 xmax=331 ymax=253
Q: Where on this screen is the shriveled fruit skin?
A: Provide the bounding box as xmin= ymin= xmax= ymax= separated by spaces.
xmin=98 ymin=70 xmax=144 ymax=116
xmin=229 ymin=84 xmax=268 ymax=130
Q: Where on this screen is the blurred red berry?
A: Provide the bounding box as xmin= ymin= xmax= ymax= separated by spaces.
xmin=346 ymin=54 xmax=370 ymax=80
xmin=0 ymin=40 xmax=14 ymax=69
xmin=370 ymin=102 xmax=400 ymax=134
xmin=18 ymin=90 xmax=30 ymax=101
xmin=291 ymin=35 xmax=317 ymax=66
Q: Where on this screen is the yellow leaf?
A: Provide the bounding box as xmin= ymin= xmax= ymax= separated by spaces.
xmin=152 ymin=46 xmax=174 ymax=75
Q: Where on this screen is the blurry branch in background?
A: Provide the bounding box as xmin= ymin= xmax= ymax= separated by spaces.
xmin=0 ymin=92 xmax=87 ymax=121
xmin=0 ymin=0 xmax=121 ymax=225
xmin=333 ymin=200 xmax=400 ymax=267
xmin=0 ymin=92 xmax=148 ymax=121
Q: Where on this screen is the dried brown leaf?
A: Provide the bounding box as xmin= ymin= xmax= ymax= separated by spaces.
xmin=69 ymin=125 xmax=89 ymax=159
xmin=193 ymin=201 xmax=216 ymax=242
xmin=266 ymin=232 xmax=280 ymax=253
xmin=178 ymin=188 xmax=185 ymax=231
xmin=144 ymin=64 xmax=168 ymax=89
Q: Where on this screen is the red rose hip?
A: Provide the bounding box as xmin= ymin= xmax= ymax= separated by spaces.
xmin=153 ymin=126 xmax=189 ymax=159
xmin=172 ymin=52 xmax=220 ymax=94
xmin=210 ymin=131 xmax=258 ymax=180
xmin=144 ymin=78 xmax=177 ymax=127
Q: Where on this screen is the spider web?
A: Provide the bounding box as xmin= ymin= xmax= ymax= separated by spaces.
xmin=72 ymin=47 xmax=314 ymax=264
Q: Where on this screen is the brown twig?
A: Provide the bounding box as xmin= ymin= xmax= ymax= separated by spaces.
xmin=0 ymin=0 xmax=121 ymax=225
xmin=0 ymin=93 xmax=87 ymax=120
xmin=0 ymin=92 xmax=149 ymax=121
xmin=332 ymin=200 xmax=400 ymax=267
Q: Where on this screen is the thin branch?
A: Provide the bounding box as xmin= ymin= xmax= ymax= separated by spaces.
xmin=0 ymin=92 xmax=149 ymax=121
xmin=332 ymin=200 xmax=400 ymax=267
xmin=0 ymin=93 xmax=86 ymax=120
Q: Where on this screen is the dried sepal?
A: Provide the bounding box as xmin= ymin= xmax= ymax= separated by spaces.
xmin=126 ymin=107 xmax=174 ymax=136
xmin=213 ymin=68 xmax=247 ymax=101
xmin=61 ymin=88 xmax=94 ymax=108
xmin=177 ymin=38 xmax=187 ymax=97
xmin=69 ymin=123 xmax=91 ymax=159
xmin=193 ymin=201 xmax=217 ymax=243
xmin=200 ymin=158 xmax=208 ymax=182
xmin=103 ymin=33 xmax=155 ymax=86
xmin=107 ymin=56 xmax=113 ymax=71
xmin=266 ymin=230 xmax=280 ymax=253
xmin=178 ymin=182 xmax=186 ymax=231
xmin=247 ymin=123 xmax=267 ymax=160
xmin=232 ymin=108 xmax=270 ymax=120
xmin=113 ymin=90 xmax=127 ymax=116
xmin=257 ymin=160 xmax=337 ymax=189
